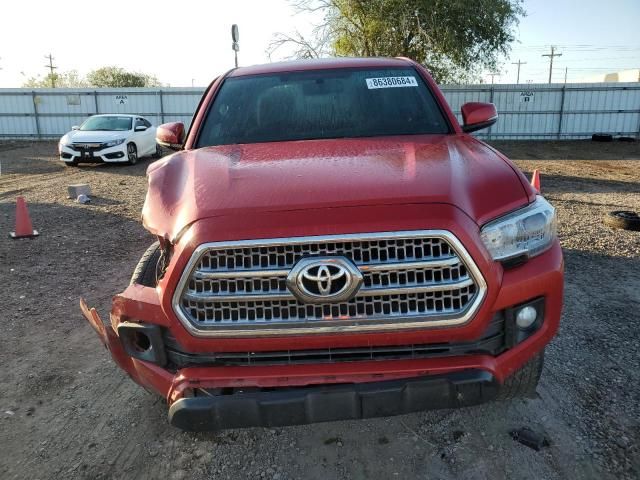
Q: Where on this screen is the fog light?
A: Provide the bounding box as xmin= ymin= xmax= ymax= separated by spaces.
xmin=516 ymin=306 xmax=537 ymax=329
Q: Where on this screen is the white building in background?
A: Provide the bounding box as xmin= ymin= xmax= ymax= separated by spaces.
xmin=582 ymin=69 xmax=640 ymax=83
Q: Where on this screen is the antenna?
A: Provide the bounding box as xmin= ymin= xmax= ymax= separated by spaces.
xmin=231 ymin=24 xmax=240 ymax=68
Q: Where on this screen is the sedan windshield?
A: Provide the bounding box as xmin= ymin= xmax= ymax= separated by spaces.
xmin=196 ymin=67 xmax=450 ymax=147
xmin=80 ymin=116 xmax=132 ymax=131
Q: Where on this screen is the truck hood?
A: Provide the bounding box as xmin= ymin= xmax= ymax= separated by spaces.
xmin=143 ymin=135 xmax=531 ymax=240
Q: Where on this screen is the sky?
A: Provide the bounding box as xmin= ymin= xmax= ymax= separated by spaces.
xmin=0 ymin=0 xmax=638 ymax=87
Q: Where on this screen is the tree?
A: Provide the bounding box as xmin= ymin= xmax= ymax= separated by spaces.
xmin=22 ymin=70 xmax=88 ymax=88
xmin=86 ymin=66 xmax=162 ymax=88
xmin=269 ymin=0 xmax=525 ymax=83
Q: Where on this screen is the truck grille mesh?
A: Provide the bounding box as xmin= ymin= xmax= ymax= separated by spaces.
xmin=174 ymin=232 xmax=484 ymax=334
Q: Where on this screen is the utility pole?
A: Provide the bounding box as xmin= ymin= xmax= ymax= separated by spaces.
xmin=44 ymin=53 xmax=57 ymax=88
xmin=511 ymin=59 xmax=526 ymax=84
xmin=488 ymin=72 xmax=500 ymax=84
xmin=542 ymin=46 xmax=562 ymax=84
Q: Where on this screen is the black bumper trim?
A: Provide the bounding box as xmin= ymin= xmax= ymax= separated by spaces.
xmin=168 ymin=370 xmax=499 ymax=431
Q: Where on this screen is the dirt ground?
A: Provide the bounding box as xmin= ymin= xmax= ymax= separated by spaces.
xmin=0 ymin=140 xmax=638 ymax=480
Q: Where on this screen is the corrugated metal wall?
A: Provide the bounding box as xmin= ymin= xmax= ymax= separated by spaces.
xmin=0 ymin=83 xmax=638 ymax=140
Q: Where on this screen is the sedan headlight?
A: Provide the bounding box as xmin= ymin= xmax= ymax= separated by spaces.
xmin=104 ymin=138 xmax=126 ymax=148
xmin=480 ymin=196 xmax=557 ymax=261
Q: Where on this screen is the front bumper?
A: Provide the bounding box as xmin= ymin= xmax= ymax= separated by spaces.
xmin=81 ymin=205 xmax=563 ymax=430
xmin=60 ymin=143 xmax=127 ymax=163
xmin=169 ymin=370 xmax=498 ymax=431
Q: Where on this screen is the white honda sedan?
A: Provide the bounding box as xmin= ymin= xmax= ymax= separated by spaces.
xmin=58 ymin=114 xmax=160 ymax=166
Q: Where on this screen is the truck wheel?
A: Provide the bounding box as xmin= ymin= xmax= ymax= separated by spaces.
xmin=498 ymin=351 xmax=544 ymax=400
xmin=603 ymin=211 xmax=640 ymax=231
xmin=130 ymin=241 xmax=161 ymax=287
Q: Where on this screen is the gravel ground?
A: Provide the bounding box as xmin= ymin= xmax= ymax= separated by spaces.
xmin=0 ymin=140 xmax=638 ymax=480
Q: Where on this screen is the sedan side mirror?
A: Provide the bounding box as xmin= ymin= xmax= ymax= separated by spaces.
xmin=461 ymin=102 xmax=498 ymax=133
xmin=71 ymin=125 xmax=80 ymax=131
xmin=156 ymin=122 xmax=185 ymax=151
xmin=135 ymin=125 xmax=148 ymax=132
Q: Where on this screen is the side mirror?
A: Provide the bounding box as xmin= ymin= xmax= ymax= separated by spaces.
xmin=156 ymin=122 xmax=185 ymax=151
xmin=135 ymin=125 xmax=148 ymax=132
xmin=461 ymin=102 xmax=498 ymax=133
xmin=71 ymin=125 xmax=80 ymax=131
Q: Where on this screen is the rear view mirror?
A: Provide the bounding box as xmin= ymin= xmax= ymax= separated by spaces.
xmin=156 ymin=122 xmax=185 ymax=150
xmin=71 ymin=125 xmax=80 ymax=130
xmin=135 ymin=125 xmax=148 ymax=132
xmin=461 ymin=102 xmax=498 ymax=133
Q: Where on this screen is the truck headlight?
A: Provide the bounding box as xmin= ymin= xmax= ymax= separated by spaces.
xmin=104 ymin=138 xmax=126 ymax=148
xmin=480 ymin=196 xmax=557 ymax=261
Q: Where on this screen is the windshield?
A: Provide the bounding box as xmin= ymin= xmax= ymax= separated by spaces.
xmin=196 ymin=67 xmax=450 ymax=147
xmin=80 ymin=116 xmax=132 ymax=131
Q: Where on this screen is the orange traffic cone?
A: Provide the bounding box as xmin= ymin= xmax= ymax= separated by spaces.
xmin=10 ymin=196 xmax=39 ymax=239
xmin=531 ymin=169 xmax=541 ymax=193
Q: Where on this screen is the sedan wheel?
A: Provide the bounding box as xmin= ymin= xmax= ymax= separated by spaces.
xmin=155 ymin=143 xmax=163 ymax=158
xmin=127 ymin=143 xmax=138 ymax=165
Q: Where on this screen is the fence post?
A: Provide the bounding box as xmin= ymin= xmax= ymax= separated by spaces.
xmin=93 ymin=91 xmax=99 ymax=114
xmin=488 ymin=86 xmax=495 ymax=140
xmin=159 ymin=89 xmax=165 ymax=124
xmin=636 ymin=95 xmax=640 ymax=139
xmin=31 ymin=91 xmax=41 ymax=139
xmin=557 ymin=85 xmax=566 ymax=140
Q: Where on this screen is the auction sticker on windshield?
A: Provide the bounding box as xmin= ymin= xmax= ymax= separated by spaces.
xmin=365 ymin=76 xmax=418 ymax=89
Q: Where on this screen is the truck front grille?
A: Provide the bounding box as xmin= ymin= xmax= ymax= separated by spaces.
xmin=173 ymin=231 xmax=486 ymax=336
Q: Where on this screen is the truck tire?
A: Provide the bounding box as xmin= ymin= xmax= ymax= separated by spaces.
xmin=130 ymin=241 xmax=161 ymax=287
xmin=498 ymin=351 xmax=544 ymax=400
xmin=604 ymin=211 xmax=640 ymax=232
xmin=592 ymin=133 xmax=613 ymax=142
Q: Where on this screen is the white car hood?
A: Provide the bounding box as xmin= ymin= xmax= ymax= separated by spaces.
xmin=66 ymin=130 xmax=129 ymax=143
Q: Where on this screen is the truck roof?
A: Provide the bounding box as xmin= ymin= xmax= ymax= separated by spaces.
xmin=228 ymin=57 xmax=413 ymax=78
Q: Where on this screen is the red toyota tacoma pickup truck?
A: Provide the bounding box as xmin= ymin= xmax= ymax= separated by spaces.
xmin=81 ymin=57 xmax=563 ymax=431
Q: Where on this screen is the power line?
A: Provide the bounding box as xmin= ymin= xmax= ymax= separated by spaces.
xmin=44 ymin=53 xmax=57 ymax=88
xmin=542 ymin=46 xmax=562 ymax=84
xmin=511 ymin=59 xmax=527 ymax=84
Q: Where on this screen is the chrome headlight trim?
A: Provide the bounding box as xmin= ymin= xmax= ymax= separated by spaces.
xmin=480 ymin=195 xmax=557 ymax=262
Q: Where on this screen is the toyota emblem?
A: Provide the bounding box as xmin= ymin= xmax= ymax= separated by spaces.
xmin=286 ymin=257 xmax=363 ymax=304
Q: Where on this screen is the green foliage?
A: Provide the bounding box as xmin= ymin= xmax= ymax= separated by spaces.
xmin=86 ymin=66 xmax=162 ymax=88
xmin=285 ymin=0 xmax=525 ymax=83
xmin=22 ymin=70 xmax=88 ymax=88
xmin=22 ymin=67 xmax=162 ymax=88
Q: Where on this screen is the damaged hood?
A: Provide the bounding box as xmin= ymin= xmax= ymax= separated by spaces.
xmin=142 ymin=135 xmax=531 ymax=240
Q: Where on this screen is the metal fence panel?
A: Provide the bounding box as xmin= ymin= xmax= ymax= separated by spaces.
xmin=0 ymin=83 xmax=638 ymax=140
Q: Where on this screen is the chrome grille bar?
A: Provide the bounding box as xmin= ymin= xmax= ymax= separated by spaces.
xmin=172 ymin=231 xmax=487 ymax=337
xmin=183 ymin=278 xmax=475 ymax=302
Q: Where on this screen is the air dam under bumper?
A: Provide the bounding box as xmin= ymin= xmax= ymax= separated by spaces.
xmin=169 ymin=370 xmax=498 ymax=431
